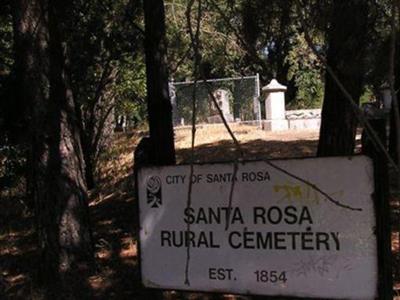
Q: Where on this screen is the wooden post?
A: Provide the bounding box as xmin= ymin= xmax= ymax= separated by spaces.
xmin=362 ymin=117 xmax=393 ymax=300
xmin=134 ymin=137 xmax=164 ymax=299
xmin=143 ymin=0 xmax=176 ymax=166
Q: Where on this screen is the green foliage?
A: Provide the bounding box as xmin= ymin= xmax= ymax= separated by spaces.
xmin=165 ymin=0 xmax=245 ymax=80
xmin=1 ymin=0 xmax=396 ymax=136
xmin=114 ymin=55 xmax=147 ymax=124
xmin=286 ymin=33 xmax=324 ymax=109
xmin=69 ymin=0 xmax=145 ymax=125
xmin=362 ymin=0 xmax=394 ymax=90
xmin=239 ymin=0 xmax=298 ymax=81
xmin=359 ymin=86 xmax=376 ymax=105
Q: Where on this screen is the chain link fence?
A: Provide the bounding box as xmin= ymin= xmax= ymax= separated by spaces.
xmin=170 ymin=74 xmax=261 ymax=127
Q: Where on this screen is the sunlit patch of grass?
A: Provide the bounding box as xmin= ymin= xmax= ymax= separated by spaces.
xmin=395 ymin=284 xmax=400 ymax=300
xmin=88 ymin=268 xmax=115 ymax=291
xmin=119 ymin=237 xmax=137 ymax=259
xmin=393 ymin=231 xmax=400 ymax=252
xmin=95 ymin=248 xmax=112 ymax=260
xmin=5 ymin=274 xmax=27 ymax=285
xmin=175 ymin=124 xmax=320 ymax=150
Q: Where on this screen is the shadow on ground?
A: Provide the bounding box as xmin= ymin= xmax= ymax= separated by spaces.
xmin=176 ymin=139 xmax=318 ymax=164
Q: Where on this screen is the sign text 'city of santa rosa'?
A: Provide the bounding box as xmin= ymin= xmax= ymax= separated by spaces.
xmin=138 ymin=156 xmax=377 ymax=300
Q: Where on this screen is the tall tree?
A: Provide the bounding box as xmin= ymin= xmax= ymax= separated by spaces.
xmin=143 ymin=0 xmax=176 ymax=165
xmin=317 ymin=0 xmax=370 ymax=156
xmin=10 ymin=0 xmax=47 ymax=143
xmin=12 ymin=0 xmax=93 ymax=297
xmin=11 ymin=0 xmax=49 ymax=210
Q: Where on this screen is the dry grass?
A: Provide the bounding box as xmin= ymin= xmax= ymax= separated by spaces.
xmin=175 ymin=124 xmax=320 ymax=164
xmin=175 ymin=124 xmax=319 ymax=148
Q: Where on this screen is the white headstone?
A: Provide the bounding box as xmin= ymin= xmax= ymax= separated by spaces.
xmin=208 ymin=89 xmax=233 ymax=123
xmin=169 ymin=82 xmax=180 ymax=126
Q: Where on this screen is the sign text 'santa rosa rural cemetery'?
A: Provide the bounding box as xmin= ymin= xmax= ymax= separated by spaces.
xmin=137 ymin=156 xmax=378 ymax=299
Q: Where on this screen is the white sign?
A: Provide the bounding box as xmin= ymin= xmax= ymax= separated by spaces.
xmin=138 ymin=156 xmax=377 ymax=299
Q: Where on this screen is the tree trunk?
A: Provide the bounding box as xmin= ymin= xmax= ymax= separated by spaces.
xmin=13 ymin=0 xmax=94 ymax=297
xmin=389 ymin=30 xmax=400 ymax=163
xmin=143 ymin=0 xmax=176 ymax=165
xmin=317 ymin=0 xmax=369 ymax=156
xmin=11 ymin=0 xmax=49 ymax=211
xmin=141 ymin=1 xmax=174 ymax=298
xmin=43 ymin=0 xmax=93 ymax=296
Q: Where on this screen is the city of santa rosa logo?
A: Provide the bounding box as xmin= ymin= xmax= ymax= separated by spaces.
xmin=146 ymin=176 xmax=162 ymax=208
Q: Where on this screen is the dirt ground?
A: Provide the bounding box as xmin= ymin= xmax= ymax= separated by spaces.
xmin=1 ymin=124 xmax=399 ymax=299
xmin=175 ymin=124 xmax=322 ymax=164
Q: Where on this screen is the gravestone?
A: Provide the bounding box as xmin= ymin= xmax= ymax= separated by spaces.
xmin=207 ymin=89 xmax=234 ymax=123
xmin=169 ymin=82 xmax=180 ymax=126
xmin=286 ymin=109 xmax=321 ymax=130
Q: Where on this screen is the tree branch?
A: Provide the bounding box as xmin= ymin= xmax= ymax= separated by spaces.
xmin=207 ymin=0 xmax=270 ymax=75
xmin=184 ymin=0 xmax=202 ymax=286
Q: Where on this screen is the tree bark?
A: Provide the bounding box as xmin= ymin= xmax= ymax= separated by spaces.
xmin=12 ymin=0 xmax=94 ymax=297
xmin=11 ymin=0 xmax=49 ymax=211
xmin=42 ymin=0 xmax=93 ymax=296
xmin=389 ymin=24 xmax=400 ymax=163
xmin=143 ymin=0 xmax=176 ymax=165
xmin=317 ymin=0 xmax=369 ymax=156
xmin=140 ymin=1 xmax=174 ymax=298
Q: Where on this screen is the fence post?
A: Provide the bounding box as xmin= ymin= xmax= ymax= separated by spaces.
xmin=362 ymin=116 xmax=393 ymax=300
